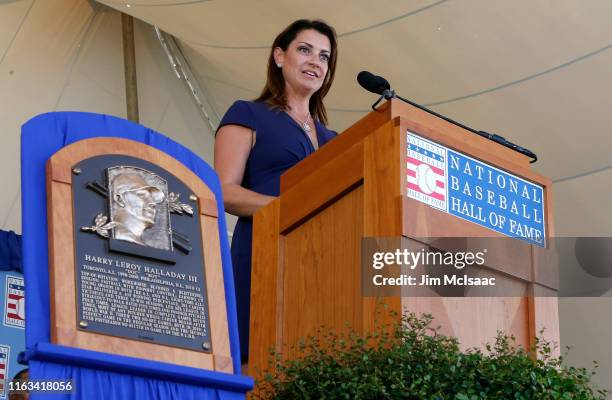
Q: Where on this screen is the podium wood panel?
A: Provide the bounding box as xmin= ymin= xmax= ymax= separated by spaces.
xmin=249 ymin=199 xmax=281 ymax=370
xmin=282 ymin=186 xmax=364 ymax=359
xmin=403 ymin=297 xmax=530 ymax=350
xmin=279 ymin=141 xmax=363 ymax=233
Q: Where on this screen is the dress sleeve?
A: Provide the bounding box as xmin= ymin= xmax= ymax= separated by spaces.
xmin=216 ymin=100 xmax=256 ymax=135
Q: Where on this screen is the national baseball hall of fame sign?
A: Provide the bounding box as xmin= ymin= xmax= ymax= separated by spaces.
xmin=46 ymin=138 xmax=233 ymax=372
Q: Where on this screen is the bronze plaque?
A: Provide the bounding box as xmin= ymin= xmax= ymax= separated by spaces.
xmin=73 ymin=155 xmax=212 ymax=352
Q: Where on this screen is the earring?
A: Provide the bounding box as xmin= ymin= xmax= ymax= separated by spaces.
xmin=277 ymin=63 xmax=282 ymax=68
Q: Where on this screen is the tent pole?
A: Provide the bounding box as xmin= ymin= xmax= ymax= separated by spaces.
xmin=122 ymin=13 xmax=139 ymax=123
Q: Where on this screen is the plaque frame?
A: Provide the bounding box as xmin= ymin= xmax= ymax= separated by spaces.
xmin=46 ymin=137 xmax=233 ymax=373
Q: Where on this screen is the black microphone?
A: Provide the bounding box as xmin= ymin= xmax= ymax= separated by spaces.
xmin=356 ymin=71 xmax=539 ymax=163
xmin=357 ymin=71 xmax=390 ymax=96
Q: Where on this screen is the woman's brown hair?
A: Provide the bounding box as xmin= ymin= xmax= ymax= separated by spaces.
xmin=254 ymin=19 xmax=338 ymax=125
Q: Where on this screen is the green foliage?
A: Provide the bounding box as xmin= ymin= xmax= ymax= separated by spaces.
xmin=255 ymin=313 xmax=607 ymax=400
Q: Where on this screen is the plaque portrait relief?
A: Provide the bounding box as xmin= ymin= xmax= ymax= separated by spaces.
xmin=108 ymin=167 xmax=171 ymax=251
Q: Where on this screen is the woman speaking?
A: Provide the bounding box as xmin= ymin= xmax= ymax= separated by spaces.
xmin=214 ymin=19 xmax=338 ymax=364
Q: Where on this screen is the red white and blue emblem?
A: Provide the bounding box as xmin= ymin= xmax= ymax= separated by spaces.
xmin=407 ymin=132 xmax=447 ymax=211
xmin=4 ymin=276 xmax=25 ymax=329
xmin=0 ymin=345 xmax=9 ymax=397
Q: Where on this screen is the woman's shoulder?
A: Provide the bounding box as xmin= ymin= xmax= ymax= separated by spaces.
xmin=225 ymin=99 xmax=256 ymax=114
xmin=218 ymin=100 xmax=285 ymax=134
xmin=224 ymin=100 xmax=281 ymax=118
xmin=218 ymin=100 xmax=261 ymax=131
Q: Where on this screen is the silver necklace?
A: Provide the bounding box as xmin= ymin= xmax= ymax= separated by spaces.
xmin=291 ymin=110 xmax=312 ymax=133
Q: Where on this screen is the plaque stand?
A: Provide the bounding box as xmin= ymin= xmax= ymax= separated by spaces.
xmin=21 ymin=112 xmax=252 ymax=399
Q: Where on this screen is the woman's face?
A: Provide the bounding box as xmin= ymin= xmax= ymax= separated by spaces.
xmin=274 ymin=29 xmax=331 ymax=98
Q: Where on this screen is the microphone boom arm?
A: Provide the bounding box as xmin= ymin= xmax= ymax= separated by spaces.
xmin=371 ymin=91 xmax=538 ymax=163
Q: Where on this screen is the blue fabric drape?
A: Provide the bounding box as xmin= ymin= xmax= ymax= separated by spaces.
xmin=21 ymin=112 xmax=251 ymax=399
xmin=0 ymin=229 xmax=22 ymax=272
xmin=28 ymin=360 xmax=246 ymax=400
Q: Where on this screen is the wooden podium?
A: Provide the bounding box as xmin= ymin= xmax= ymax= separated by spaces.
xmin=249 ymin=99 xmax=558 ymax=376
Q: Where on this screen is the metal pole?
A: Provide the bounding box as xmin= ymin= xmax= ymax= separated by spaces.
xmin=122 ymin=14 xmax=139 ymax=123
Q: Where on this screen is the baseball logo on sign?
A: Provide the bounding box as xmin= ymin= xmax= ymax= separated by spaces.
xmin=406 ymin=133 xmax=447 ymax=211
xmin=4 ymin=276 xmax=25 ymax=329
xmin=416 ymin=164 xmax=437 ymax=194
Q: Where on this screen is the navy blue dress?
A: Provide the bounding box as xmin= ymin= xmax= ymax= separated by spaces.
xmin=217 ymin=100 xmax=337 ymax=362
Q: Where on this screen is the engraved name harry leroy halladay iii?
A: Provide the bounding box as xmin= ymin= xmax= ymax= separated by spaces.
xmin=76 ymin=159 xmax=212 ymax=352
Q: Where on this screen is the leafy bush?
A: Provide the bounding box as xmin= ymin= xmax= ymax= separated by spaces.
xmin=255 ymin=313 xmax=607 ymax=399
